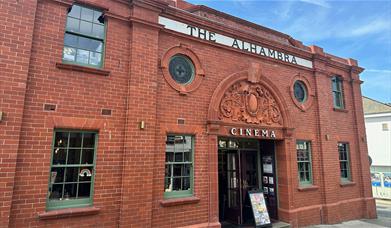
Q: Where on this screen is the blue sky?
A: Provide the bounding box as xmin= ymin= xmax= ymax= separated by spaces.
xmin=187 ymin=0 xmax=391 ymax=103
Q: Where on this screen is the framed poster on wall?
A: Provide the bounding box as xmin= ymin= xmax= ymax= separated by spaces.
xmin=248 ymin=190 xmax=272 ymax=227
xmin=384 ymin=173 xmax=391 ymax=188
xmin=262 ymin=156 xmax=273 ymax=174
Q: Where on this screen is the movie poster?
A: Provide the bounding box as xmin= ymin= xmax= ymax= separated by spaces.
xmin=248 ymin=191 xmax=271 ymax=227
xmin=262 ymin=156 xmax=273 ymax=174
xmin=371 ymin=172 xmax=381 ymax=187
xmin=384 ymin=172 xmax=391 ymax=188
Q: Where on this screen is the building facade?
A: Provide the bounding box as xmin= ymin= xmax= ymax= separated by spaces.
xmin=363 ymin=97 xmax=391 ymax=199
xmin=0 ymin=0 xmax=376 ymax=227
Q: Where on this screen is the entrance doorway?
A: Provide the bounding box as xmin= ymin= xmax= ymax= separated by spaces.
xmin=218 ymin=138 xmax=278 ymax=226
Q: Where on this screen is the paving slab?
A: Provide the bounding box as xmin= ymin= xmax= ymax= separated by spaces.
xmin=305 ymin=199 xmax=391 ymax=228
xmin=306 ymin=220 xmax=388 ymax=228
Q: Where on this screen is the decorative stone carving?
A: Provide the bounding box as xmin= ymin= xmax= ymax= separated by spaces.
xmin=219 ymin=80 xmax=283 ymax=126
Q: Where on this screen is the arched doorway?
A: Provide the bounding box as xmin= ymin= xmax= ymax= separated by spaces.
xmin=207 ymin=65 xmax=293 ymax=226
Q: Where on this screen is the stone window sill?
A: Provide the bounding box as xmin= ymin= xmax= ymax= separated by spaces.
xmin=340 ymin=181 xmax=356 ymax=187
xmin=298 ymin=185 xmax=319 ymax=192
xmin=160 ymin=196 xmax=200 ymax=207
xmin=38 ymin=207 xmax=100 ymax=220
xmin=333 ymin=108 xmax=348 ymax=113
xmin=56 ymin=63 xmax=110 ymax=76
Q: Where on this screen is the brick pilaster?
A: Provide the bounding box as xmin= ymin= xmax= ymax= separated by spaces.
xmin=118 ymin=1 xmax=164 ymax=227
xmin=0 ymin=1 xmax=38 ymax=227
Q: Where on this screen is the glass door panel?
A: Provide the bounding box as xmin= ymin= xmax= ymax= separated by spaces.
xmin=241 ymin=150 xmax=259 ymax=224
xmin=227 ymin=153 xmax=239 ymax=208
xmin=224 ymin=151 xmax=241 ymax=224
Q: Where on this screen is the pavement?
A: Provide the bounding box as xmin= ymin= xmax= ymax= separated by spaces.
xmin=221 ymin=200 xmax=390 ymax=227
xmin=305 ymin=199 xmax=391 ymax=228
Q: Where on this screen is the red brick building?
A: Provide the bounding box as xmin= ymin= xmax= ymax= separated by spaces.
xmin=0 ymin=0 xmax=376 ymax=227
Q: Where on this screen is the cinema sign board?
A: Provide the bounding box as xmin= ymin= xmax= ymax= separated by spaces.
xmin=159 ymin=16 xmax=313 ymax=69
xmin=230 ymin=127 xmax=277 ymax=139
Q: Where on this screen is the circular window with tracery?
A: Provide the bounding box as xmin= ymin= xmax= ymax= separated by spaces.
xmin=293 ymin=80 xmax=307 ymax=103
xmin=169 ymin=55 xmax=195 ymax=85
xmin=161 ymin=45 xmax=205 ymax=95
xmin=289 ymin=74 xmax=314 ymax=112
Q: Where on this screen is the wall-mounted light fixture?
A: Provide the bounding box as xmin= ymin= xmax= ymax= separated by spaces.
xmin=139 ymin=121 xmax=145 ymax=130
xmin=0 ymin=111 xmax=3 ymax=122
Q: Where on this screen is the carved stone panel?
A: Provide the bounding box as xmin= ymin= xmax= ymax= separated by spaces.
xmin=219 ymin=80 xmax=283 ymax=126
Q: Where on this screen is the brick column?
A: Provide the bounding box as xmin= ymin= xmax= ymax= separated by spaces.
xmin=348 ymin=61 xmax=377 ymax=219
xmin=276 ymin=137 xmax=296 ymax=225
xmin=118 ymin=1 xmax=165 ymax=227
xmin=310 ymin=46 xmax=342 ymax=224
xmin=0 ymin=1 xmax=38 ymax=227
xmin=207 ymin=135 xmax=220 ymax=227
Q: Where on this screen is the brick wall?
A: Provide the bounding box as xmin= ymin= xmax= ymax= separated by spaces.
xmin=0 ymin=1 xmax=38 ymax=227
xmin=1 ymin=0 xmax=376 ymax=227
xmin=6 ymin=0 xmax=130 ymax=227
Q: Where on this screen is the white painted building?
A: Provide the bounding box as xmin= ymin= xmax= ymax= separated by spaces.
xmin=363 ymin=96 xmax=391 ymax=199
xmin=365 ymin=113 xmax=391 ymax=170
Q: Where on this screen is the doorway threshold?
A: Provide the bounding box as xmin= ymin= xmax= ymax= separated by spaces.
xmin=221 ymin=221 xmax=290 ymax=228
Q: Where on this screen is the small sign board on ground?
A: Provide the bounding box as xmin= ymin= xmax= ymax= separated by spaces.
xmin=248 ymin=190 xmax=272 ymax=227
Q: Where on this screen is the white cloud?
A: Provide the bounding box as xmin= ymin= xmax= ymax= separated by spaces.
xmin=365 ymin=69 xmax=391 ymax=74
xmin=274 ymin=1 xmax=295 ymax=20
xmin=349 ymin=20 xmax=390 ymax=37
xmin=299 ymin=0 xmax=331 ymax=8
xmin=280 ymin=9 xmax=391 ymax=43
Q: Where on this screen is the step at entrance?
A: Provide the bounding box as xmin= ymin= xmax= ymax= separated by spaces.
xmin=272 ymin=221 xmax=291 ymax=228
xmin=221 ymin=221 xmax=290 ymax=228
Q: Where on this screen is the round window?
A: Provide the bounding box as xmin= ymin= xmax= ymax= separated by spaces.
xmin=168 ymin=55 xmax=195 ymax=85
xmin=293 ymin=81 xmax=307 ymax=103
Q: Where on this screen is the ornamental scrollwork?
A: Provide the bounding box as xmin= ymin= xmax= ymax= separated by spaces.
xmin=219 ymin=81 xmax=283 ymax=126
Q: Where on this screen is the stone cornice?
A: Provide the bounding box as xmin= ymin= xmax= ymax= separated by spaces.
xmin=312 ymin=53 xmax=330 ymax=63
xmin=186 ymin=5 xmax=293 ymax=42
xmin=350 ymin=79 xmax=364 ymax=85
xmin=130 ymin=17 xmax=164 ymax=29
xmin=327 ymin=61 xmax=352 ymax=72
xmin=313 ymin=55 xmax=360 ymax=74
xmin=310 ymin=46 xmax=359 ymax=73
xmin=351 ymin=65 xmax=365 ymax=74
xmin=312 ymin=69 xmax=330 ymax=76
xmin=73 ymin=0 xmax=110 ymax=11
xmin=40 ymin=0 xmax=73 ymax=6
xmin=43 ymin=0 xmax=129 ymax=8
xmin=130 ymin=0 xmax=168 ymax=13
xmin=43 ymin=0 xmax=130 ymax=22
xmin=105 ymin=12 xmax=130 ymax=22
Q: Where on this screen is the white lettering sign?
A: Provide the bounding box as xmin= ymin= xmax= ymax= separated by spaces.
xmin=159 ymin=16 xmax=313 ymax=68
xmin=229 ymin=128 xmax=276 ymax=138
